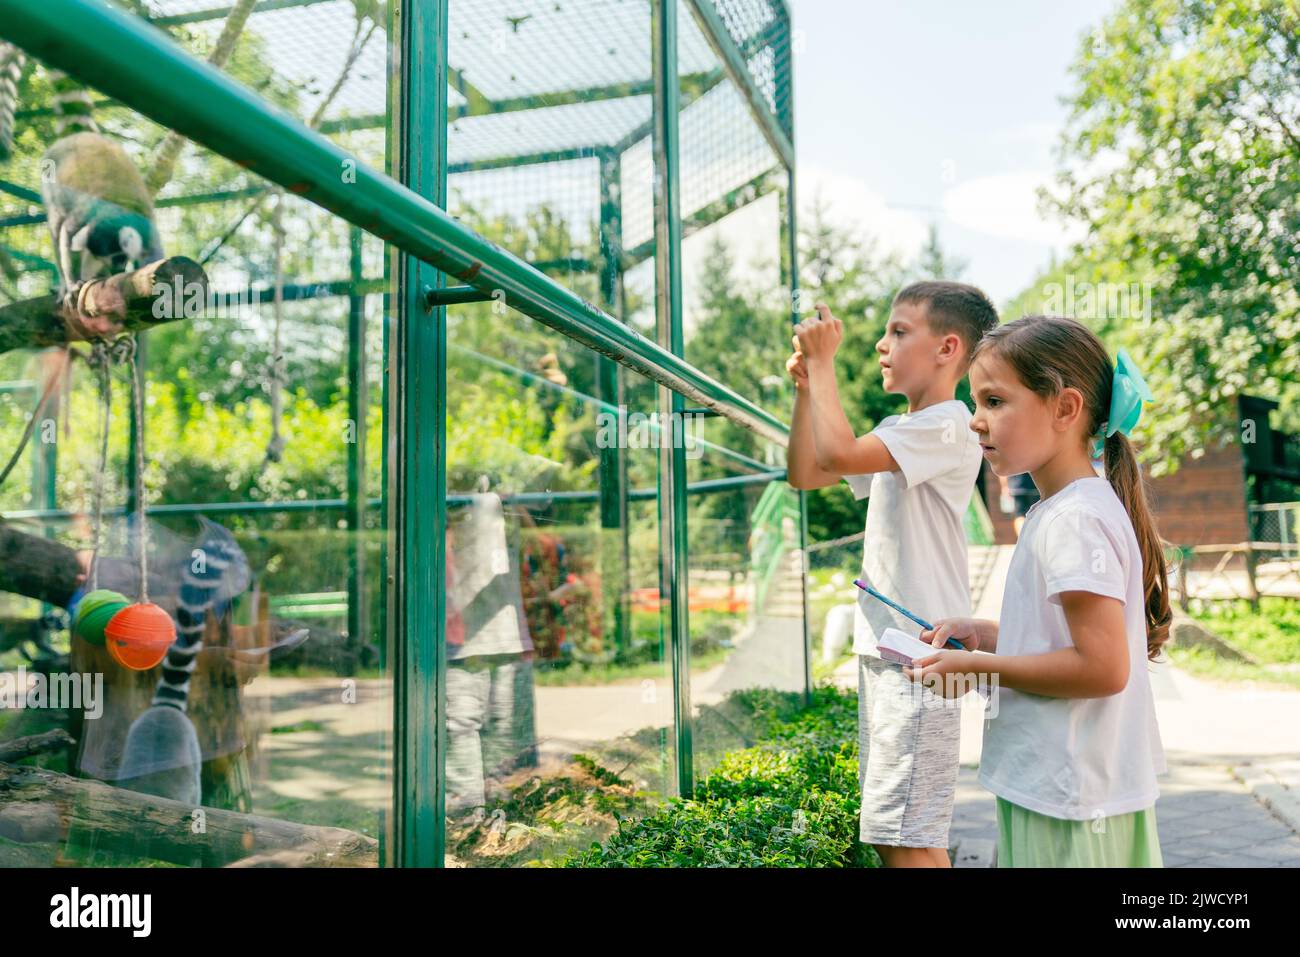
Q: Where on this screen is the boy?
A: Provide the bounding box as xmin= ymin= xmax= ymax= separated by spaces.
xmin=786 ymin=281 xmax=998 ymax=868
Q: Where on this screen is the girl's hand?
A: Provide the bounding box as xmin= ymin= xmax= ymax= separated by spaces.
xmin=792 ymin=303 xmax=843 ymax=362
xmin=919 ymin=617 xmax=983 ymax=651
xmin=785 ymin=336 xmax=809 ymax=390
xmin=903 ymin=649 xmax=984 ymax=698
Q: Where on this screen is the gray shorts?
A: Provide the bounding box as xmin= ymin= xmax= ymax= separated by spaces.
xmin=857 ymin=653 xmax=961 ymax=848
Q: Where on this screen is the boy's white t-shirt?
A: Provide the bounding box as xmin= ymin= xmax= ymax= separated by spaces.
xmin=979 ymin=476 xmax=1167 ymax=820
xmin=842 ymin=399 xmax=982 ymax=656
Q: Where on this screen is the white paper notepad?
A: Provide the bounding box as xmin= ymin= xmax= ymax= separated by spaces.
xmin=875 ymin=627 xmax=945 ymax=666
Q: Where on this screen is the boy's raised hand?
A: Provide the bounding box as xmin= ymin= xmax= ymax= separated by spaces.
xmin=792 ymin=302 xmax=843 ymax=362
xmin=785 ymin=335 xmax=809 ymax=390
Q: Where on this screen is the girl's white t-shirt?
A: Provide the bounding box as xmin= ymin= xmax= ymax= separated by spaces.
xmin=842 ymin=399 xmax=983 ymax=656
xmin=979 ymin=476 xmax=1167 ymax=820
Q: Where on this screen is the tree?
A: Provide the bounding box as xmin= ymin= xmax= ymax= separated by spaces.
xmin=1040 ymin=0 xmax=1300 ymax=474
xmin=915 ymin=222 xmax=967 ymax=281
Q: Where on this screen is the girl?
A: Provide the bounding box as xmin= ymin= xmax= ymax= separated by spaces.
xmin=904 ymin=315 xmax=1171 ymax=867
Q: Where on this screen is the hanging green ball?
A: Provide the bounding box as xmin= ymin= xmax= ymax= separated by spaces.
xmin=74 ymin=589 xmax=130 ymax=647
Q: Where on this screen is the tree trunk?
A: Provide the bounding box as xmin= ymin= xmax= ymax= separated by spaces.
xmin=0 ymin=761 xmax=377 ymax=867
xmin=0 ymin=729 xmax=75 ymax=763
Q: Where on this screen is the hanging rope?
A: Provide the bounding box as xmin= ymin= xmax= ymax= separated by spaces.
xmin=0 ymin=358 xmax=61 ymax=489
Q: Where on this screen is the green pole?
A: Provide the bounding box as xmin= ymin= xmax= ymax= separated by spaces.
xmin=651 ymin=0 xmax=692 ymax=799
xmin=392 ymin=0 xmax=447 ymax=868
xmin=346 ymin=226 xmax=367 ymax=668
xmin=596 ymin=150 xmax=631 ymax=659
xmin=781 ymin=169 xmax=812 ymax=705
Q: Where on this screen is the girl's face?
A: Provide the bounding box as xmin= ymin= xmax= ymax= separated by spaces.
xmin=969 ymin=352 xmax=1076 ymax=476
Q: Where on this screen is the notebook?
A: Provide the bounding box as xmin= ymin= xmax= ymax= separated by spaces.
xmin=874 ymin=627 xmax=946 ymax=666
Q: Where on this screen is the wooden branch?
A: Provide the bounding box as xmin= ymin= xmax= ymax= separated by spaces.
xmin=0 ymin=761 xmax=378 ymax=867
xmin=0 ymin=616 xmax=44 ymax=654
xmin=0 ymin=730 xmax=76 ymax=764
xmin=0 ymin=523 xmax=173 ymax=610
xmin=0 ymin=256 xmax=208 ymax=356
xmin=0 ymin=523 xmax=84 ymax=608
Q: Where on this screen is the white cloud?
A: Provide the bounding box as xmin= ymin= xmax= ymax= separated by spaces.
xmin=942 ymin=170 xmax=1088 ymax=246
xmin=797 ymin=165 xmax=930 ymax=260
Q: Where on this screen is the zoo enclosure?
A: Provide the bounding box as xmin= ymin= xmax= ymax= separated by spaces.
xmin=0 ymin=0 xmax=804 ymax=867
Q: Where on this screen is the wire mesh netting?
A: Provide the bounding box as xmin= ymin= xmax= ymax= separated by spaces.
xmin=710 ymin=0 xmax=792 ymax=139
xmin=3 ymin=0 xmax=794 ymax=321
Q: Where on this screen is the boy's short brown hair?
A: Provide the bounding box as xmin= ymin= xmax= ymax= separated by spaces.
xmin=893 ymin=280 xmax=998 ymax=361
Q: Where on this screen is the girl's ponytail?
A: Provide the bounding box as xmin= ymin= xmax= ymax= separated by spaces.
xmin=1103 ymin=431 xmax=1172 ymax=661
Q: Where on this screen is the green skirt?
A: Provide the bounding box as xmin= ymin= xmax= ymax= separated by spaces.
xmin=996 ymin=797 xmax=1163 ymax=867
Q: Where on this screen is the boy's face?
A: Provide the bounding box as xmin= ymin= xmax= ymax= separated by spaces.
xmin=969 ymin=352 xmax=1058 ymax=476
xmin=874 ymin=301 xmax=958 ymax=395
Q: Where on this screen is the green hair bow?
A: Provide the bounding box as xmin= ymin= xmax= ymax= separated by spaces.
xmin=1092 ymin=347 xmax=1154 ymax=459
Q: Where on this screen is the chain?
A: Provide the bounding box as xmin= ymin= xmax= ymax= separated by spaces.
xmin=124 ymin=335 xmax=148 ymax=604
xmin=86 ymin=340 xmax=110 ymax=590
xmin=803 ymin=530 xmax=866 ymax=553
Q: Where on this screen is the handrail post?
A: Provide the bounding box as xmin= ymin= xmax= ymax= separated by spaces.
xmin=392 ymin=0 xmax=447 ymax=868
xmin=652 ymin=0 xmax=692 ymax=799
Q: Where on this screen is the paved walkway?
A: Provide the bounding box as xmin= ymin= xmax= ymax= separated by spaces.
xmin=834 ymin=654 xmax=1300 ymax=867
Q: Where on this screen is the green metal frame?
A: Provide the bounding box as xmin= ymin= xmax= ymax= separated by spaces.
xmin=346 ymin=226 xmax=368 ymax=671
xmin=651 ymin=0 xmax=693 ymax=798
xmin=683 ymin=0 xmax=794 ymax=169
xmin=392 ymin=0 xmax=446 ymax=868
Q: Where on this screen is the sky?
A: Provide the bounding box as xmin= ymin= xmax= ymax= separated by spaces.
xmin=789 ymin=0 xmax=1119 ymax=306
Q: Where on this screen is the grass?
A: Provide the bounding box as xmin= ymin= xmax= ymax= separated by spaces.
xmin=1174 ymin=597 xmax=1300 ymax=690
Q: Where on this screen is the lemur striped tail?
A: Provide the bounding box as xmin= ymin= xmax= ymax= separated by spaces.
xmin=47 ymin=69 xmax=99 ymax=138
xmin=0 ymin=43 xmax=26 ymax=161
xmin=152 ymin=522 xmax=250 ymax=712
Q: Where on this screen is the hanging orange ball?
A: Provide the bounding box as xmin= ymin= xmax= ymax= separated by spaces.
xmin=104 ymin=602 xmax=176 ymax=671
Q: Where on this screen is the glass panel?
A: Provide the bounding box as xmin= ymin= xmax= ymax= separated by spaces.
xmin=675 ymin=2 xmax=803 ymax=779
xmin=677 ymin=0 xmax=788 ymax=410
xmin=439 ymin=1 xmax=679 ymax=866
xmin=684 ymin=421 xmax=804 ymax=778
xmin=0 ymin=1 xmax=394 ymax=867
xmin=444 ymin=306 xmax=674 ymax=866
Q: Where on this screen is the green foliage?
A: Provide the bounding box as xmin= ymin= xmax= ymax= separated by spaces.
xmin=562 ymin=685 xmax=878 ymax=868
xmin=1187 ymin=596 xmax=1300 ymax=664
xmin=1029 ymin=0 xmax=1300 ymax=473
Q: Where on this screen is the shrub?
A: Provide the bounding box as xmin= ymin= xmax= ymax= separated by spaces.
xmin=562 ymin=685 xmax=876 ymax=868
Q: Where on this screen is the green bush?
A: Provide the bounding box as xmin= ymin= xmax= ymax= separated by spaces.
xmin=1186 ymin=597 xmax=1300 ymax=664
xmin=563 ymin=685 xmax=877 ymax=868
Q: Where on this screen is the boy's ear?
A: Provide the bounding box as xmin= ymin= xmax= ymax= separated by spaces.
xmin=935 ymin=332 xmax=963 ymax=365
